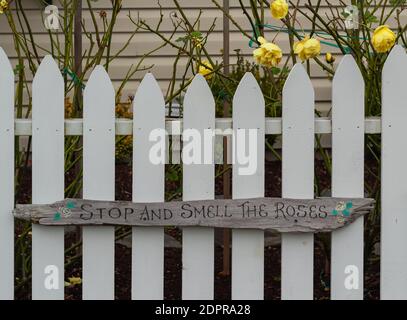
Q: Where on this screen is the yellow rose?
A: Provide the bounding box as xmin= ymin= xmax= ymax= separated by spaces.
xmin=294 ymin=36 xmax=321 ymax=61
xmin=270 ymin=0 xmax=288 ymax=20
xmin=325 ymin=52 xmax=335 ymax=64
xmin=68 ymin=277 xmax=82 ymax=286
xmin=198 ymin=60 xmax=213 ymax=79
xmin=193 ymin=38 xmax=203 ymax=48
xmin=0 ymin=0 xmax=8 ymax=14
xmin=372 ymin=25 xmax=396 ymax=53
xmin=253 ymin=36 xmax=283 ymax=68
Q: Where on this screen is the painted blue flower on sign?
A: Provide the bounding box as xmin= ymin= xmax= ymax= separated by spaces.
xmin=331 ymin=201 xmax=353 ymax=217
xmin=53 ymin=202 xmax=76 ymax=221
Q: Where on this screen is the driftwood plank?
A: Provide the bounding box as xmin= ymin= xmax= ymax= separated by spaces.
xmin=14 ymin=197 xmax=374 ymax=233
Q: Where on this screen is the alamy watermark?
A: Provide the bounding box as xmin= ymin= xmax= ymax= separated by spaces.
xmin=44 ymin=5 xmax=60 ymax=30
xmin=43 ymin=263 xmax=360 ymax=290
xmin=344 ymin=265 xmax=359 ymax=290
xmin=149 ymin=128 xmax=259 ymax=176
xmin=343 ymin=5 xmax=359 ymax=30
xmin=44 ymin=265 xmax=59 ymax=290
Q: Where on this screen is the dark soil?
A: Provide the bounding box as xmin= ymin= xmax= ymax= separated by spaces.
xmin=14 ymin=158 xmax=380 ymax=300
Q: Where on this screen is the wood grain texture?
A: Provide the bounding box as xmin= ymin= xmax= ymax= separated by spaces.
xmin=0 ymin=47 xmax=14 ymax=300
xmin=31 ymin=55 xmax=65 ymax=300
xmin=14 ymin=197 xmax=374 ymax=231
xmin=331 ymin=55 xmax=365 ymax=300
xmin=82 ymin=65 xmax=115 ymax=300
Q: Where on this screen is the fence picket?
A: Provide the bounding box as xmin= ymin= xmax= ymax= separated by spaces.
xmin=381 ymin=45 xmax=407 ymax=299
xmin=281 ymin=63 xmax=314 ymax=300
xmin=0 ymin=48 xmax=14 ymax=300
xmin=83 ymin=66 xmax=115 ymax=300
xmin=231 ymin=73 xmax=265 ymax=300
xmin=331 ymin=55 xmax=364 ymax=299
xmin=132 ymin=73 xmax=165 ymax=299
xmin=32 ymin=56 xmax=65 ymax=300
xmin=182 ymin=74 xmax=215 ymax=299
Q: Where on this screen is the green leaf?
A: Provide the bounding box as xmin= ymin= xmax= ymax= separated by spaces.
xmin=13 ymin=64 xmax=24 ymax=75
xmin=365 ymin=11 xmax=379 ymax=24
xmin=281 ymin=67 xmax=290 ymax=74
xmin=271 ymin=67 xmax=281 ymax=75
xmin=167 ymin=169 xmax=179 ymax=182
xmin=190 ymin=31 xmax=203 ymax=38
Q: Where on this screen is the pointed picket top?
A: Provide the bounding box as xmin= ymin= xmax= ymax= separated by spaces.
xmin=332 ymin=54 xmax=364 ymax=129
xmin=85 ymin=65 xmax=113 ymax=91
xmin=83 ymin=65 xmax=115 ymax=183
xmin=0 ymin=45 xmax=14 ymax=131
xmin=331 ymin=53 xmax=364 ymax=179
xmin=132 ymin=72 xmax=165 ymax=171
xmin=333 ymin=54 xmax=363 ymax=85
xmin=183 ymin=74 xmax=215 ymax=130
xmin=232 ymin=71 xmax=265 ymax=184
xmin=233 ymin=72 xmax=264 ymax=127
xmin=32 ymin=55 xmax=64 ymax=144
xmin=133 ymin=71 xmax=165 ymax=201
xmin=133 ymin=72 xmax=165 ymax=123
xmin=185 ymin=73 xmax=210 ymax=93
xmin=383 ymin=45 xmax=407 ymax=76
xmin=84 ymin=65 xmax=114 ymax=101
xmin=32 ymin=55 xmax=64 ymax=122
xmin=283 ymin=63 xmax=313 ymax=101
xmin=33 ymin=55 xmax=63 ymax=88
xmin=0 ymin=47 xmax=13 ymax=76
xmin=282 ymin=63 xmax=314 ymax=129
xmin=32 ymin=55 xmax=64 ymax=125
xmin=84 ymin=65 xmax=115 ymax=129
xmin=183 ymin=72 xmax=215 ymax=196
xmin=32 ymin=54 xmax=64 ymax=201
xmin=83 ymin=64 xmax=115 ymax=200
xmin=0 ymin=47 xmax=13 ymax=124
xmin=382 ymin=45 xmax=407 ymax=120
xmin=382 ymin=45 xmax=407 ymax=121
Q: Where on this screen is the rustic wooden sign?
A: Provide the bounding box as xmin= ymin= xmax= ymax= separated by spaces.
xmin=13 ymin=197 xmax=374 ymax=233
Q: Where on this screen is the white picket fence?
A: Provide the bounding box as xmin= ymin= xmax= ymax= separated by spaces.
xmin=1 ymin=44 xmax=407 ymax=300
